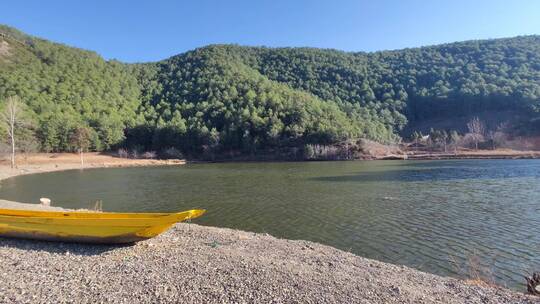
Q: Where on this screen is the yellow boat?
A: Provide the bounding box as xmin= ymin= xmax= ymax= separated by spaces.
xmin=0 ymin=208 xmax=205 ymax=244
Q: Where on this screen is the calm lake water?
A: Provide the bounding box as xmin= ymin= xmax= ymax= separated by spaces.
xmin=1 ymin=159 xmax=539 ymax=290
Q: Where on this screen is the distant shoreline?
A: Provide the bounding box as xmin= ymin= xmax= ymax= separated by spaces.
xmin=0 ymin=152 xmax=185 ymax=183
xmin=2 ymin=149 xmax=539 ymax=183
xmin=385 ymin=149 xmax=540 ymax=160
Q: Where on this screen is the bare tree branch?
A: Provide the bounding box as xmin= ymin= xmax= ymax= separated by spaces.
xmin=1 ymin=96 xmax=26 ymax=168
xmin=467 ymin=117 xmax=485 ymax=150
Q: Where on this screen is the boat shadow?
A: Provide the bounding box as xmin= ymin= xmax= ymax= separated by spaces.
xmin=0 ymin=237 xmax=131 ymax=256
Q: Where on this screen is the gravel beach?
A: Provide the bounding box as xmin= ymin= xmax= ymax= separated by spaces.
xmin=0 ymin=223 xmax=537 ymax=304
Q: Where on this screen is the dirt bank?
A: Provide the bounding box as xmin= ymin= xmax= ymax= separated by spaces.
xmin=0 ymin=152 xmax=185 ymax=181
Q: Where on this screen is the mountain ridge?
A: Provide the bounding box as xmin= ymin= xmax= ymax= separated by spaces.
xmin=4 ymin=24 xmax=539 ymax=63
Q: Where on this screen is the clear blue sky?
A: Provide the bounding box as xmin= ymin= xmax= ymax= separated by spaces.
xmin=2 ymin=0 xmax=539 ymax=63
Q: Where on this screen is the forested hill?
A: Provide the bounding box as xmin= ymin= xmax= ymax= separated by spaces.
xmin=0 ymin=25 xmax=141 ymax=151
xmin=1 ymin=25 xmax=539 ymax=157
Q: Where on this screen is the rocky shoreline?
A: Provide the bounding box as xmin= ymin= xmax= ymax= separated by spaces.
xmin=0 ymin=154 xmax=538 ymax=303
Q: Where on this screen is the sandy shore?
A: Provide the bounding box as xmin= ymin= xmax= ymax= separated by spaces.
xmin=0 ymin=153 xmax=538 ymax=303
xmin=0 ymin=152 xmax=185 ymax=181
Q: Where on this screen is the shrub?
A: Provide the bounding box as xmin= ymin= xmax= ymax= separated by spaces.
xmin=303 ymin=144 xmax=315 ymax=160
xmin=142 ymin=151 xmax=157 ymax=159
xmin=161 ymin=147 xmax=183 ymax=159
xmin=117 ymin=148 xmax=129 ymax=158
xmin=303 ymin=144 xmax=345 ymax=160
xmin=0 ymin=142 xmax=9 ymax=161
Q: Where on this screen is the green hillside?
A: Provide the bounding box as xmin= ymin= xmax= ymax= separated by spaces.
xmin=1 ymin=25 xmax=539 ymax=157
xmin=0 ymin=25 xmax=141 ymax=151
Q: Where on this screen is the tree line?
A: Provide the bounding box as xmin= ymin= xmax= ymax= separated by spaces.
xmin=410 ymin=117 xmax=517 ymax=153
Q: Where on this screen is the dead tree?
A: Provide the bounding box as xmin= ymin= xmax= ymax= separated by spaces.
xmin=0 ymin=96 xmax=25 ymax=168
xmin=467 ymin=117 xmax=485 ymax=150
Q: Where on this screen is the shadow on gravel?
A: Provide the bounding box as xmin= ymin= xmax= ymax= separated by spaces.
xmin=0 ymin=237 xmax=130 ymax=256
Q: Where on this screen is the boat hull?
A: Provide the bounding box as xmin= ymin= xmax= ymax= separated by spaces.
xmin=0 ymin=208 xmax=205 ymax=244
